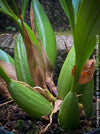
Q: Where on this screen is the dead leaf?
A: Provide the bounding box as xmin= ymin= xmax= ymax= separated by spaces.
xmin=0 ymin=77 xmax=10 ymax=99
xmin=0 ymin=60 xmax=17 ymax=99
xmin=30 ymin=3 xmax=54 ymax=80
xmin=30 ymin=2 xmax=36 ymax=34
xmin=19 ymin=14 xmax=46 ymax=88
xmin=20 ymin=12 xmax=57 ymax=96
xmin=72 ymin=58 xmax=96 ymax=84
xmin=65 ymin=41 xmax=69 ymax=54
xmin=0 ymin=60 xmax=17 ymax=80
xmin=46 ymin=73 xmax=58 ymax=97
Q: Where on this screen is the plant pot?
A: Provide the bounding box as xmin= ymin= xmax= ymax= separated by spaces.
xmin=0 ymin=127 xmax=100 ymax=134
xmin=0 ymin=127 xmax=13 ymax=134
xmin=85 ymin=128 xmax=100 ymax=134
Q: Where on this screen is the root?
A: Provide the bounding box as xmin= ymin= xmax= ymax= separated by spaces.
xmin=39 ymin=100 xmax=62 ymax=134
xmin=0 ymin=100 xmax=13 ymax=107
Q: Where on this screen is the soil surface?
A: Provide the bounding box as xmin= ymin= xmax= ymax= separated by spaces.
xmin=0 ymin=96 xmax=99 ymax=134
xmin=0 ymin=0 xmax=70 ymax=32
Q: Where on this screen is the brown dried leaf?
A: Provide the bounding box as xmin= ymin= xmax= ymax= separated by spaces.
xmin=30 ymin=2 xmax=36 ymax=34
xmin=46 ymin=73 xmax=58 ymax=97
xmin=20 ymin=13 xmax=56 ymax=96
xmin=72 ymin=58 xmax=96 ymax=84
xmin=19 ymin=15 xmax=46 ymax=88
xmin=0 ymin=60 xmax=17 ymax=99
xmin=65 ymin=41 xmax=69 ymax=54
xmin=30 ymin=4 xmax=58 ymax=97
xmin=0 ymin=60 xmax=17 ymax=80
xmin=0 ymin=77 xmax=10 ymax=99
xmin=30 ymin=3 xmax=55 ymax=89
xmin=30 ymin=3 xmax=53 ymax=74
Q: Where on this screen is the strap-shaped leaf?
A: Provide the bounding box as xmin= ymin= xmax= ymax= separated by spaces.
xmin=58 ymin=91 xmax=80 ymax=130
xmin=11 ymin=0 xmax=19 ymax=16
xmin=0 ymin=8 xmax=18 ymax=22
xmin=0 ymin=49 xmax=14 ymax=66
xmin=57 ymin=46 xmax=75 ymax=99
xmin=0 ymin=0 xmax=18 ymax=18
xmin=32 ymin=0 xmax=57 ymax=67
xmin=24 ymin=22 xmax=41 ymax=50
xmin=76 ymin=78 xmax=94 ymax=116
xmin=14 ymin=34 xmax=35 ymax=86
xmin=72 ymin=0 xmax=82 ymax=23
xmin=73 ymin=0 xmax=100 ymax=87
xmin=0 ymin=0 xmax=22 ymax=33
xmin=21 ymin=0 xmax=29 ymax=20
xmin=0 ymin=0 xmax=15 ymax=15
xmin=59 ymin=0 xmax=75 ymax=34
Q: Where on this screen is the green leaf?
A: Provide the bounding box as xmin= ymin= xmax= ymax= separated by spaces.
xmin=0 ymin=8 xmax=18 ymax=22
xmin=59 ymin=0 xmax=75 ymax=34
xmin=14 ymin=34 xmax=35 ymax=87
xmin=21 ymin=0 xmax=29 ymax=20
xmin=73 ymin=0 xmax=100 ymax=87
xmin=0 ymin=1 xmax=41 ymax=50
xmin=24 ymin=23 xmax=41 ymax=50
xmin=57 ymin=46 xmax=75 ymax=99
xmin=0 ymin=49 xmax=15 ymax=66
xmin=72 ymin=0 xmax=82 ymax=23
xmin=57 ymin=46 xmax=94 ymax=115
xmin=0 ymin=0 xmax=21 ymax=32
xmin=11 ymin=0 xmax=19 ymax=16
xmin=58 ymin=91 xmax=80 ymax=130
xmin=76 ymin=79 xmax=94 ymax=116
xmin=0 ymin=0 xmax=18 ymax=18
xmin=0 ymin=0 xmax=23 ymax=34
xmin=57 ymin=45 xmax=94 ymax=118
xmin=32 ymin=0 xmax=57 ymax=67
xmin=0 ymin=0 xmax=14 ymax=14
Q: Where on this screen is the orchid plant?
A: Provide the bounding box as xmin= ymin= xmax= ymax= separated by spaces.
xmin=0 ymin=0 xmax=100 ymax=132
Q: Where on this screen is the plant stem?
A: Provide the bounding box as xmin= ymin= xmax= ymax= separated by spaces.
xmin=71 ymin=78 xmax=76 ymax=93
xmin=0 ymin=66 xmax=11 ymax=84
xmin=71 ymin=68 xmax=79 ymax=93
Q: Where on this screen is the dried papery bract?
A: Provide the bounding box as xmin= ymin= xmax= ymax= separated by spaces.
xmin=19 ymin=15 xmax=46 ymax=89
xmin=0 ymin=60 xmax=17 ymax=99
xmin=72 ymin=58 xmax=96 ymax=84
xmin=0 ymin=77 xmax=10 ymax=99
xmin=20 ymin=14 xmax=57 ymax=96
xmin=30 ymin=4 xmax=57 ymax=96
